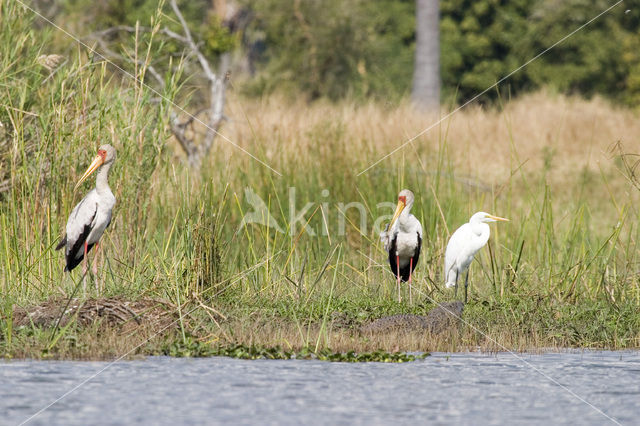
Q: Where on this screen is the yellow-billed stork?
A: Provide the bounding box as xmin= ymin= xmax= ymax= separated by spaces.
xmin=444 ymin=211 xmax=508 ymax=303
xmin=380 ymin=189 xmax=423 ymax=303
xmin=55 ymin=144 xmax=116 ymax=292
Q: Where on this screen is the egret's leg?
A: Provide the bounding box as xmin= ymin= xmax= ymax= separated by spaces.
xmin=396 ymin=255 xmax=401 ymax=302
xmin=82 ymin=241 xmax=88 ymax=295
xmin=93 ymin=242 xmax=100 ymax=294
xmin=408 ymin=257 xmax=413 ymax=305
xmin=464 ymin=270 xmax=470 ymax=304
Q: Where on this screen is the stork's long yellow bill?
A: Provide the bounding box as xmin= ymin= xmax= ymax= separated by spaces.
xmin=389 ymin=199 xmax=406 ymax=228
xmin=74 ymin=154 xmax=105 ymax=191
xmin=488 ymin=215 xmax=509 ymax=222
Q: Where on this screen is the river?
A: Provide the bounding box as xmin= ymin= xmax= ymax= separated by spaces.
xmin=2 ymin=351 xmax=639 ymax=425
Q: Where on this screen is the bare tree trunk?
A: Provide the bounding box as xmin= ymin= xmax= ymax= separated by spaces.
xmin=412 ymin=0 xmax=440 ymax=109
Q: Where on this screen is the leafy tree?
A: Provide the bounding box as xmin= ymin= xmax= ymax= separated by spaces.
xmin=441 ymin=0 xmax=640 ymax=105
xmin=62 ymin=0 xmax=236 ymax=59
xmin=520 ymin=0 xmax=640 ymax=106
xmin=440 ymin=0 xmax=533 ymax=103
xmin=245 ymin=0 xmax=640 ymax=106
xmin=243 ymin=0 xmax=415 ymax=101
xmin=53 ymin=0 xmax=640 ymax=106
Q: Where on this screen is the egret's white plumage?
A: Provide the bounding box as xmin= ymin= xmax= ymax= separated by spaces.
xmin=380 ymin=189 xmax=423 ymax=302
xmin=444 ymin=211 xmax=508 ymax=302
xmin=56 ymin=145 xmax=116 ymax=285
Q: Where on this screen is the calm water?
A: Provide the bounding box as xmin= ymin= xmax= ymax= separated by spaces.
xmin=2 ymin=351 xmax=639 ymax=425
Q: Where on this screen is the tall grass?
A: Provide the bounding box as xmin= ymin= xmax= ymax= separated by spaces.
xmin=1 ymin=0 xmax=640 ymax=356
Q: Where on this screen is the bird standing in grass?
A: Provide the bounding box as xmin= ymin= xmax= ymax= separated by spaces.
xmin=444 ymin=212 xmax=508 ymax=303
xmin=380 ymin=189 xmax=422 ymax=303
xmin=56 ymin=145 xmax=116 ymax=293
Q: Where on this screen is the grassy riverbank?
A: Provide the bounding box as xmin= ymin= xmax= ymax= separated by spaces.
xmin=2 ymin=1 xmax=640 ymax=360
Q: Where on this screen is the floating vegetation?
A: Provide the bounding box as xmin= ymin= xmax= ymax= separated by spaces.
xmin=312 ymin=348 xmax=429 ymax=363
xmin=163 ymin=341 xmax=429 ymax=363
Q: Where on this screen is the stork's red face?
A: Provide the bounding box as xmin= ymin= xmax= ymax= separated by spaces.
xmin=389 ymin=196 xmax=407 ymax=228
xmin=74 ymin=148 xmax=106 ymax=191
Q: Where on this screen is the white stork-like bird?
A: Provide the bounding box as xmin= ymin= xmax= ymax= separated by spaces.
xmin=55 ymin=144 xmax=116 ymax=292
xmin=380 ymin=189 xmax=423 ymax=303
xmin=444 ymin=211 xmax=508 ymax=303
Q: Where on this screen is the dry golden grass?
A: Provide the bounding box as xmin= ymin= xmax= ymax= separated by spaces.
xmin=219 ymin=90 xmax=640 ymax=185
xmin=212 ymin=317 xmax=588 ymax=355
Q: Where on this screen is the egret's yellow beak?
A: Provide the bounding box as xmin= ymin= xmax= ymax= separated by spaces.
xmin=489 ymin=215 xmax=509 ymax=222
xmin=389 ymin=199 xmax=406 ymax=228
xmin=74 ymin=154 xmax=104 ymax=191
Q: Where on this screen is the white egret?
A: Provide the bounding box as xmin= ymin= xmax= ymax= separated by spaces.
xmin=444 ymin=211 xmax=508 ymax=302
xmin=55 ymin=145 xmax=117 ymax=292
xmin=380 ymin=189 xmax=423 ymax=303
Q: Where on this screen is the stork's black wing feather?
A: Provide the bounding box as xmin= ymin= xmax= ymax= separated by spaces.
xmin=55 ymin=235 xmax=67 ymax=251
xmin=388 ymin=235 xmax=399 ymax=279
xmin=64 ymin=210 xmax=97 ymax=272
xmin=412 ymin=232 xmax=421 ymax=270
xmin=388 ymin=232 xmax=421 ymax=282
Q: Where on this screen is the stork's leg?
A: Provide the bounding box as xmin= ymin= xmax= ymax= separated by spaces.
xmin=93 ymin=242 xmax=100 ymax=294
xmin=464 ymin=270 xmax=470 ymax=304
xmin=82 ymin=241 xmax=88 ymax=295
xmin=408 ymin=257 xmax=413 ymax=305
xmin=396 ymin=255 xmax=401 ymax=303
xmin=454 ymin=271 xmax=458 ymax=297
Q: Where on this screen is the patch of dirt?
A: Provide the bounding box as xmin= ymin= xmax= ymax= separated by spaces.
xmin=12 ymin=297 xmax=178 ymax=334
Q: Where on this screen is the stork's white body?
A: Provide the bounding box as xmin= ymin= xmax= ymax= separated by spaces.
xmin=380 ymin=189 xmax=423 ymax=302
xmin=57 ymin=145 xmax=117 ymax=280
xmin=385 ymin=215 xmax=423 ymax=269
xmin=63 ymin=185 xmax=115 ymax=269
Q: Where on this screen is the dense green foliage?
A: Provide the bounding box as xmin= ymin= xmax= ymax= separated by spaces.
xmin=244 ymin=0 xmax=640 ymax=105
xmin=26 ymin=0 xmax=640 ymax=104
xmin=521 ymin=0 xmax=640 ymax=106
xmin=440 ymin=0 xmax=532 ymax=102
xmin=243 ymin=0 xmax=415 ymax=101
xmin=62 ymin=0 xmax=237 ymax=59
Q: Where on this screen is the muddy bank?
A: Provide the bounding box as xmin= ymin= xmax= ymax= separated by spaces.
xmin=12 ymin=297 xmax=178 ymax=333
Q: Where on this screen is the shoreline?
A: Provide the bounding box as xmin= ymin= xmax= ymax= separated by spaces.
xmin=4 ymin=295 xmax=639 ymax=361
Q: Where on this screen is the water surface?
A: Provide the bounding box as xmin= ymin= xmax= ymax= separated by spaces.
xmin=2 ymin=351 xmax=639 ymax=425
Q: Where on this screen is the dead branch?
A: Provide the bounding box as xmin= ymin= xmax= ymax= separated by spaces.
xmin=88 ymin=0 xmax=231 ymax=168
xmin=169 ymin=0 xmax=229 ymax=168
